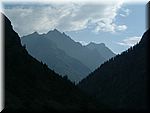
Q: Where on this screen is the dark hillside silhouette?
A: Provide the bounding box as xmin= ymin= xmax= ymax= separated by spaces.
xmin=78 ymin=28 xmax=149 ymax=111
xmin=3 ymin=13 xmax=100 ymax=112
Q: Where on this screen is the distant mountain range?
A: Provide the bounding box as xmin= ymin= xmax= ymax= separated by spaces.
xmin=78 ymin=28 xmax=149 ymax=110
xmin=21 ymin=29 xmax=115 ymax=82
xmin=21 ymin=31 xmax=91 ymax=83
xmin=86 ymin=42 xmax=116 ymax=60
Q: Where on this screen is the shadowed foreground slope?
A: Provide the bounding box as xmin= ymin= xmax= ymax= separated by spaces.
xmin=78 ymin=28 xmax=149 ymax=111
xmin=3 ymin=14 xmax=99 ymax=112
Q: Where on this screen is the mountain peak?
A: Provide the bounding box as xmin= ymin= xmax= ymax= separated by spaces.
xmin=88 ymin=42 xmax=95 ymax=45
xmin=88 ymin=42 xmax=105 ymax=47
xmin=24 ymin=31 xmax=39 ymax=38
xmin=53 ymin=28 xmax=59 ymax=32
xmin=47 ymin=28 xmax=62 ymax=35
xmin=33 ymin=31 xmax=38 ymax=34
xmin=31 ymin=31 xmax=39 ymax=36
xmin=86 ymin=42 xmax=115 ymax=59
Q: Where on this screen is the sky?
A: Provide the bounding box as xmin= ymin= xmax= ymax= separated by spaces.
xmin=1 ymin=0 xmax=148 ymax=54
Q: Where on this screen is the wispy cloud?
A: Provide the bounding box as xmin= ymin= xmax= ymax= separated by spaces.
xmin=3 ymin=1 xmax=127 ymax=36
xmin=120 ymin=8 xmax=130 ymax=17
xmin=117 ymin=36 xmax=141 ymax=46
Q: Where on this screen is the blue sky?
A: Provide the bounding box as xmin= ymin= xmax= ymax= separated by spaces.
xmin=2 ymin=1 xmax=147 ymax=54
xmin=66 ymin=3 xmax=146 ymax=53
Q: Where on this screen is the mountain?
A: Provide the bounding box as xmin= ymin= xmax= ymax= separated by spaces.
xmin=41 ymin=29 xmax=112 ymax=70
xmin=21 ymin=29 xmax=115 ymax=82
xmin=3 ymin=13 xmax=100 ymax=112
xmin=78 ymin=29 xmax=149 ymax=111
xmin=21 ymin=32 xmax=90 ymax=83
xmin=86 ymin=42 xmax=116 ymax=60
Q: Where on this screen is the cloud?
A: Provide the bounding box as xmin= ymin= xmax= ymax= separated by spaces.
xmin=117 ymin=36 xmax=141 ymax=46
xmin=3 ymin=1 xmax=127 ymax=36
xmin=120 ymin=8 xmax=130 ymax=17
xmin=116 ymin=25 xmax=127 ymax=31
xmin=94 ymin=20 xmax=127 ymax=33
